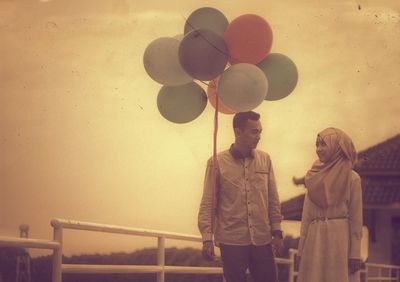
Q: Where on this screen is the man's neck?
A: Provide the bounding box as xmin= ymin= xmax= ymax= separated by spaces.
xmin=233 ymin=143 xmax=252 ymax=158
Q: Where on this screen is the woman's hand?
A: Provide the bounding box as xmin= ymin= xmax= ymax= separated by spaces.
xmin=348 ymin=258 xmax=362 ymax=274
xmin=292 ymin=176 xmax=305 ymax=186
xmin=295 ymin=255 xmax=301 ymax=270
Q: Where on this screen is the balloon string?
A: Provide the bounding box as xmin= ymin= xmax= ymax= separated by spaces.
xmin=211 ymin=89 xmax=219 ymax=237
xmin=197 ymin=80 xmax=210 ymax=87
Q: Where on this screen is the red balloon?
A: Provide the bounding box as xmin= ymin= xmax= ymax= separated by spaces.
xmin=207 ymin=78 xmax=235 ymax=115
xmin=224 ymin=14 xmax=273 ymax=65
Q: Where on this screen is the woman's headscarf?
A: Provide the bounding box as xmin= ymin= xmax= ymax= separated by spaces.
xmin=305 ymin=128 xmax=357 ymax=208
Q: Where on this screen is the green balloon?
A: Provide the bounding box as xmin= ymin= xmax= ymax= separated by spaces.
xmin=257 ymin=53 xmax=298 ymax=101
xmin=157 ymin=82 xmax=207 ymax=123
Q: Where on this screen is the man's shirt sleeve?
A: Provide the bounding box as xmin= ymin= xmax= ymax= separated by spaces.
xmin=267 ymin=156 xmax=283 ymax=231
xmin=198 ymin=158 xmax=217 ymax=242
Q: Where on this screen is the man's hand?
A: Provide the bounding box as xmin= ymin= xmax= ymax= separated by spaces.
xmin=349 ymin=258 xmax=362 ymax=274
xmin=271 ymin=237 xmax=284 ymax=256
xmin=202 ymin=241 xmax=215 ymax=261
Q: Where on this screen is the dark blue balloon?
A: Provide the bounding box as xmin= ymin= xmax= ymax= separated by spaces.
xmin=179 ymin=29 xmax=228 ymax=81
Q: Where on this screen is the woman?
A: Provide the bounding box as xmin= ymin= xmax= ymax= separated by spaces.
xmin=293 ymin=128 xmax=363 ymax=282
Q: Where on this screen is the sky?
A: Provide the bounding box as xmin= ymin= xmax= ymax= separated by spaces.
xmin=1 ymin=0 xmax=399 ymax=257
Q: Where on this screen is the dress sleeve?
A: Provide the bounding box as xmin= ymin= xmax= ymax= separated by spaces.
xmin=297 ymin=194 xmax=311 ymax=257
xmin=349 ymin=173 xmax=363 ymax=259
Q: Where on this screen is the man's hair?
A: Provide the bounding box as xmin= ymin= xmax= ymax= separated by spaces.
xmin=233 ymin=111 xmax=260 ymax=129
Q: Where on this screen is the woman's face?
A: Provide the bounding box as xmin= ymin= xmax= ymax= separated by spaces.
xmin=316 ymin=136 xmax=330 ymax=163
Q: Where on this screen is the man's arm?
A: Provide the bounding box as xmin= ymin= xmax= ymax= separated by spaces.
xmin=267 ymin=156 xmax=283 ymax=235
xmin=198 ymin=158 xmax=214 ymax=241
xmin=198 ymin=158 xmax=218 ymax=260
xmin=266 ymin=156 xmax=284 ymax=255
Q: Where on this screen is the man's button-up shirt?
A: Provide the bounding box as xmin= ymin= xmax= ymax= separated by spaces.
xmin=198 ymin=146 xmax=283 ymax=246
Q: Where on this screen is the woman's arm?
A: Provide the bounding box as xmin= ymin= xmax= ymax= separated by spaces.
xmin=348 ymin=172 xmax=363 ymax=273
xmin=348 ymin=173 xmax=363 ymax=259
xmin=293 ymin=176 xmax=305 ymax=186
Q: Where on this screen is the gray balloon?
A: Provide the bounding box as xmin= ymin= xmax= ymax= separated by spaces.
xmin=184 ymin=7 xmax=229 ymax=37
xmin=143 ymin=37 xmax=192 ymax=86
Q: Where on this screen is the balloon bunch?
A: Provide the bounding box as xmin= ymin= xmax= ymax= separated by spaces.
xmin=143 ymin=7 xmax=298 ymax=123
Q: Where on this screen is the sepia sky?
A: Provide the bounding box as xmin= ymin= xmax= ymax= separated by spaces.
xmin=1 ymin=0 xmax=399 ymax=256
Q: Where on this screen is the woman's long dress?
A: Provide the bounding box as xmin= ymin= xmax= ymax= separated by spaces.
xmin=297 ymin=170 xmax=363 ymax=282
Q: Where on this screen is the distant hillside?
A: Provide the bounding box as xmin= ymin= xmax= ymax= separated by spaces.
xmin=1 ymin=236 xmax=299 ymax=282
xmin=1 ymin=247 xmax=222 ymax=282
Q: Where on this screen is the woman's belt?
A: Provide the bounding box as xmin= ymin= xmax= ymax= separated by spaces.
xmin=310 ymin=215 xmax=349 ymax=224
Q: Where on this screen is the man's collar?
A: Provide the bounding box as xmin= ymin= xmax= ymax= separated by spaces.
xmin=229 ymin=144 xmax=255 ymax=159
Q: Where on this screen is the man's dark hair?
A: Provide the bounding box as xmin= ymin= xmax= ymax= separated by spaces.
xmin=233 ymin=111 xmax=260 ymax=129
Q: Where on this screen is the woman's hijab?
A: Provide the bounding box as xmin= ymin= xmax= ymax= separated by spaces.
xmin=305 ymin=128 xmax=357 ymax=208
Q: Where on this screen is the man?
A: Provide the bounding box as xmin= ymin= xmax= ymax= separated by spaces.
xmin=198 ymin=111 xmax=283 ymax=282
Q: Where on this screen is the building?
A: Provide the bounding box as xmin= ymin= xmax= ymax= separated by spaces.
xmin=281 ymin=134 xmax=400 ymax=264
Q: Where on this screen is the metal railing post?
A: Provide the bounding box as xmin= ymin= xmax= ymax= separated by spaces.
xmin=52 ymin=222 xmax=63 ymax=282
xmin=157 ymin=236 xmax=165 ymax=282
xmin=288 ymin=249 xmax=296 ymax=282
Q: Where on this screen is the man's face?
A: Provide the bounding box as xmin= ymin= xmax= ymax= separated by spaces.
xmin=236 ymin=119 xmax=262 ymax=149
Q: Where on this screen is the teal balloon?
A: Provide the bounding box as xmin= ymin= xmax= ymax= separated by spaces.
xmin=157 ymin=82 xmax=207 ymax=123
xmin=184 ymin=7 xmax=229 ymax=36
xmin=257 ymin=53 xmax=298 ymax=101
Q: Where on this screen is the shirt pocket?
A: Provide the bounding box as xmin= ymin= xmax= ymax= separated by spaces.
xmin=253 ymin=170 xmax=268 ymax=191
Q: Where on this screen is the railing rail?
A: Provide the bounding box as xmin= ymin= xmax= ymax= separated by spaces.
xmin=1 ymin=219 xmax=399 ymax=282
xmin=364 ymin=262 xmax=400 ymax=282
xmin=0 ymin=236 xmax=60 ymax=250
xmin=50 ymin=219 xmax=202 ymax=242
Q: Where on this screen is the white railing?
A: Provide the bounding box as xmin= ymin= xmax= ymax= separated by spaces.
xmin=362 ymin=262 xmax=400 ymax=281
xmin=0 ymin=236 xmax=60 ymax=250
xmin=50 ymin=218 xmax=225 ymax=282
xmin=1 ymin=219 xmax=399 ymax=282
xmin=49 ymin=218 xmax=293 ymax=282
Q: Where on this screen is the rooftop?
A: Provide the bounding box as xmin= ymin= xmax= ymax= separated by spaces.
xmin=355 ymin=134 xmax=400 ymax=174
